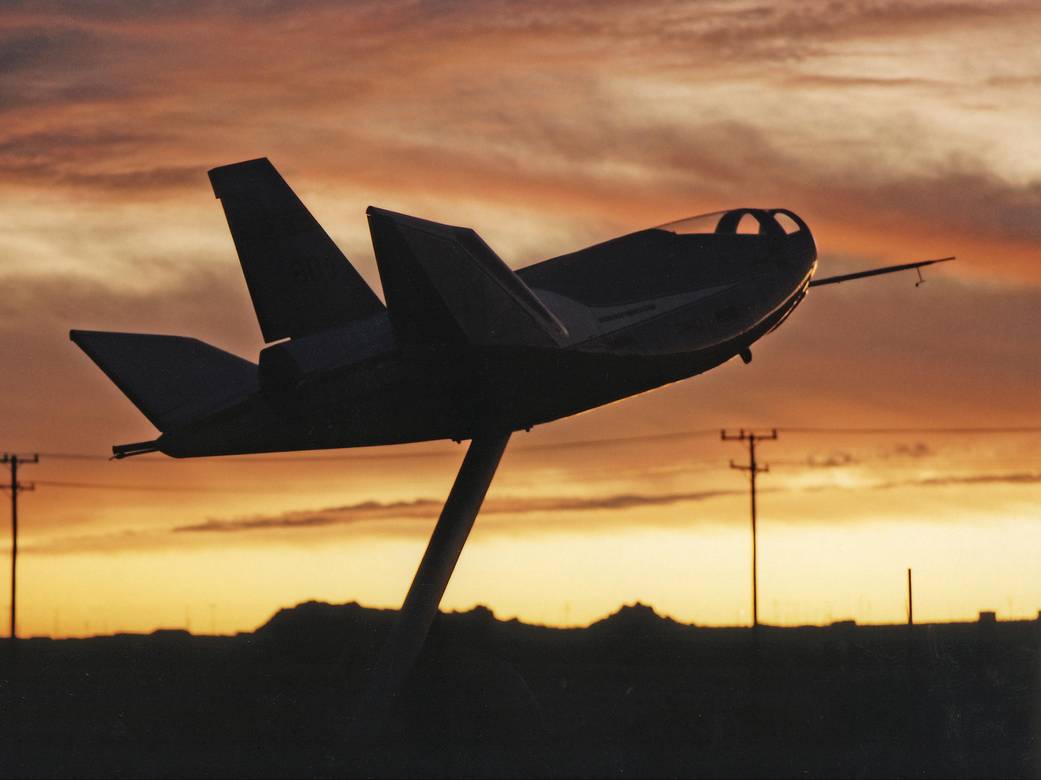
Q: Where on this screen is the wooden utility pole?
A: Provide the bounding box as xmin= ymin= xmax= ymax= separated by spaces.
xmin=907 ymin=568 xmax=913 ymax=626
xmin=2 ymin=453 xmax=38 ymax=639
xmin=722 ymin=430 xmax=777 ymax=628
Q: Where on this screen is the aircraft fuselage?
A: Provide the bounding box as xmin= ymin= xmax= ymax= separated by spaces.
xmin=156 ymin=208 xmax=817 ymax=457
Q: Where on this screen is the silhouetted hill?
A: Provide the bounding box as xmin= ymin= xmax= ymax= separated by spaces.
xmin=587 ymin=601 xmax=678 ymax=636
xmin=3 ymin=602 xmax=1039 ymax=779
xmin=255 ymin=599 xmax=396 ymax=663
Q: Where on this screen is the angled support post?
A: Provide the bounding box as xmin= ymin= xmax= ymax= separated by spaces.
xmin=354 ymin=430 xmax=511 ymax=739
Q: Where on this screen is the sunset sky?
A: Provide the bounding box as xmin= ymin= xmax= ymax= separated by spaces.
xmin=2 ymin=0 xmax=1040 ymax=637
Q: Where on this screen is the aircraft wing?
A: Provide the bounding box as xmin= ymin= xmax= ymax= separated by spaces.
xmin=367 ymin=207 xmax=570 ymax=349
xmin=809 ymin=256 xmax=955 ymax=287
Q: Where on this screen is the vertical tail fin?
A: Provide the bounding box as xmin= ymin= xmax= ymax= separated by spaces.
xmin=367 ymin=207 xmax=568 ymax=348
xmin=208 ymin=158 xmax=385 ymax=343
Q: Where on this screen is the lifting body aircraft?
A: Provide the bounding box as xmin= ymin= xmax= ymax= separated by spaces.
xmin=71 ymin=158 xmax=952 ymax=731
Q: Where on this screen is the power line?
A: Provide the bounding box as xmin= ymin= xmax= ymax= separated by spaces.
xmin=36 ymin=453 xmax=110 ymax=461
xmin=778 ymin=426 xmax=1041 ymax=435
xmin=771 ymin=457 xmax=1041 ymax=469
xmin=36 ymin=428 xmax=721 ymax=463
xmin=23 ymin=424 xmax=1041 ymax=496
xmin=33 ymin=480 xmax=337 ymax=494
xmin=28 ymin=453 xmax=1041 ymax=495
xmin=28 ymin=465 xmax=1041 ymax=495
xmin=34 ymin=424 xmax=1041 ymax=464
xmin=2 ymin=453 xmax=38 ymax=640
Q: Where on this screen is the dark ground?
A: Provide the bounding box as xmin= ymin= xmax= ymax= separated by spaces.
xmin=2 ymin=602 xmax=1039 ymax=778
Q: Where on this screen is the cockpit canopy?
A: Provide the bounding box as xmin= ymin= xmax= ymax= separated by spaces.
xmin=657 ymin=208 xmax=805 ymax=237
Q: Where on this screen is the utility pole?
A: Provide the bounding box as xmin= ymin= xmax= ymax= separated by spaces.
xmin=722 ymin=430 xmax=777 ymax=628
xmin=2 ymin=453 xmax=38 ymax=639
xmin=907 ymin=568 xmax=913 ymax=626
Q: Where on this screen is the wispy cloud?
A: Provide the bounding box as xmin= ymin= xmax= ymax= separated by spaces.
xmin=21 ymin=488 xmax=740 ymax=555
xmin=876 ymin=471 xmax=1041 ymax=490
xmin=173 ymin=490 xmax=739 ymax=534
xmin=24 ymin=465 xmax=1041 ymax=557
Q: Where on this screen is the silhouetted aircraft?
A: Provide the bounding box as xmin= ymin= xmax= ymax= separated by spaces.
xmin=70 ymin=158 xmax=952 ymax=732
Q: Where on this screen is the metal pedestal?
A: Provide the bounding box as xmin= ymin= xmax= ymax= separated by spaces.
xmin=353 ymin=430 xmax=511 ymax=738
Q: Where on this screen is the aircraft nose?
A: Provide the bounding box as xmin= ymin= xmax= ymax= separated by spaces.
xmin=772 ymin=209 xmax=817 ymax=284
